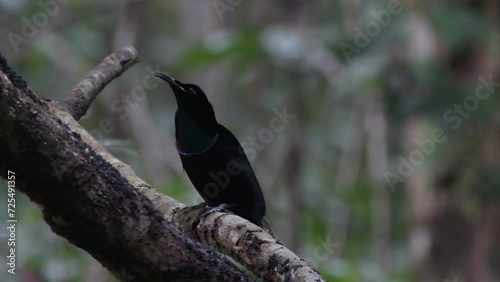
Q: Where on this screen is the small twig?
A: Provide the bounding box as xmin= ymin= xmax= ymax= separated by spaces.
xmin=59 ymin=45 xmax=138 ymax=120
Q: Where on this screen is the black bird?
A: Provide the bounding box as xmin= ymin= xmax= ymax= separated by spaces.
xmin=154 ymin=71 xmax=266 ymax=227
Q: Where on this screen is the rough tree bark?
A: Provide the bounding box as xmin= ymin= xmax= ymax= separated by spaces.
xmin=0 ymin=46 xmax=325 ymax=282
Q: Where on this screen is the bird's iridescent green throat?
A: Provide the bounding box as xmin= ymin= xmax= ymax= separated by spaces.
xmin=175 ymin=106 xmax=219 ymax=155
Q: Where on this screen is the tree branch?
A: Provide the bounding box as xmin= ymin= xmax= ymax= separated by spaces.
xmin=0 ymin=48 xmax=326 ymax=281
xmin=59 ymin=45 xmax=138 ymax=120
xmin=169 ymin=205 xmax=325 ymax=281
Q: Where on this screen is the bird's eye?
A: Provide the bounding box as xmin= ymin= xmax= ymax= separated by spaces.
xmin=189 ymin=88 xmax=197 ymax=95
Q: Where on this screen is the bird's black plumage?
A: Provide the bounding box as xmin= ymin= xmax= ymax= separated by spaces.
xmin=154 ymin=72 xmax=266 ymax=227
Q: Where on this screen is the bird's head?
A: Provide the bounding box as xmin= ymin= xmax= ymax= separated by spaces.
xmin=154 ymin=71 xmax=219 ymax=154
xmin=154 ymin=72 xmax=216 ymax=125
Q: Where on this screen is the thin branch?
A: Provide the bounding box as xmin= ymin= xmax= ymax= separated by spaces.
xmin=59 ymin=45 xmax=138 ymax=120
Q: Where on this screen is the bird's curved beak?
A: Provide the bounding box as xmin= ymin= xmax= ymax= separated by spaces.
xmin=154 ymin=71 xmax=186 ymax=92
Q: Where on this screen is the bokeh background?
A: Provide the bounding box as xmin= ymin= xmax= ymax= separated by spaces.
xmin=1 ymin=0 xmax=500 ymax=281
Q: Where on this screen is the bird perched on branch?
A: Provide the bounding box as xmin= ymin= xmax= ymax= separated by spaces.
xmin=154 ymin=72 xmax=266 ymax=227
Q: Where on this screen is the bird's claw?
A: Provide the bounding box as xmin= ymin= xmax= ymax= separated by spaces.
xmin=200 ymin=203 xmax=235 ymax=220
